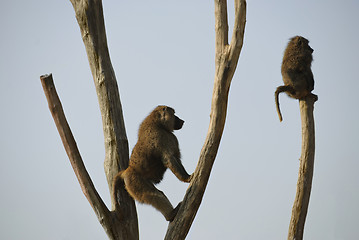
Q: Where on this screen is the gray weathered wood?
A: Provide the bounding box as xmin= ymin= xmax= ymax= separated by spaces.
xmin=287 ymin=94 xmax=317 ymax=240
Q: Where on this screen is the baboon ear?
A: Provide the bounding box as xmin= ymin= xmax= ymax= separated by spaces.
xmin=157 ymin=106 xmax=167 ymax=121
xmin=157 ymin=109 xmax=164 ymax=120
xmin=298 ymin=37 xmax=307 ymax=46
xmin=297 ymin=37 xmax=302 ymax=45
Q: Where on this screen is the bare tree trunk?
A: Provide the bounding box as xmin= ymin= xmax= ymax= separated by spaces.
xmin=164 ymin=1 xmax=246 ymax=239
xmin=287 ymin=94 xmax=317 ymax=240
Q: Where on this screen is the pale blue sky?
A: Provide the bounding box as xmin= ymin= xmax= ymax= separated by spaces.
xmin=1 ymin=1 xmax=358 ymax=239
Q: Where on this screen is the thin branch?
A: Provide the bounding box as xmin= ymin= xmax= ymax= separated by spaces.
xmin=214 ymin=0 xmax=229 ymax=51
xmin=288 ymin=94 xmax=317 ymax=240
xmin=164 ymin=1 xmax=246 ymax=239
xmin=228 ymin=0 xmax=247 ymax=73
xmin=40 ymin=73 xmax=111 ymax=228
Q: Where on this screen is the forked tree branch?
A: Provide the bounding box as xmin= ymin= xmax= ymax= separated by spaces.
xmin=165 ymin=1 xmax=246 ymax=239
xmin=288 ymin=94 xmax=317 ymax=240
xmin=41 ymin=73 xmax=138 ymax=240
xmin=49 ymin=0 xmax=138 ymax=239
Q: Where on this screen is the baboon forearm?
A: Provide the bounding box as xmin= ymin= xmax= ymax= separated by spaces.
xmin=167 ymin=158 xmax=191 ymax=182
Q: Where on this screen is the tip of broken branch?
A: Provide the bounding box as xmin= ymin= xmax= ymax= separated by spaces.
xmin=40 ymin=73 xmax=52 ymax=80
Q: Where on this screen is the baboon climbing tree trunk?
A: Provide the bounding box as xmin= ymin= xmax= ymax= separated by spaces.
xmin=40 ymin=0 xmax=246 ymax=240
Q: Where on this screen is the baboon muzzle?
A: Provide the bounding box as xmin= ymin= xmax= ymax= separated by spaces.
xmin=174 ymin=116 xmax=184 ymax=130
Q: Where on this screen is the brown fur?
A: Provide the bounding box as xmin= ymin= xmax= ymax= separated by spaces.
xmin=275 ymin=36 xmax=317 ymax=122
xmin=113 ymin=105 xmax=192 ymax=221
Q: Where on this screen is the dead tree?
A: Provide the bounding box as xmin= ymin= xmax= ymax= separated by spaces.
xmin=41 ymin=0 xmax=246 ymax=239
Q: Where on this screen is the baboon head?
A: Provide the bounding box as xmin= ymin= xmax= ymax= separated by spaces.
xmin=155 ymin=105 xmax=184 ymax=131
xmin=286 ymin=36 xmax=314 ymax=68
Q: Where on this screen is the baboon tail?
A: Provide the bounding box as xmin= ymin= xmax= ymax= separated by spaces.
xmin=117 ymin=170 xmax=126 ymax=179
xmin=275 ymin=86 xmax=286 ymax=122
xmin=112 ymin=170 xmax=126 ymax=210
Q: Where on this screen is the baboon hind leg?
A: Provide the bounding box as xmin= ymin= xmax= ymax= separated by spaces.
xmin=142 ymin=188 xmax=177 ymax=221
xmin=123 ymin=173 xmax=176 ymax=221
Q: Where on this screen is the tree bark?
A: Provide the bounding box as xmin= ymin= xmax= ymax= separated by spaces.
xmin=164 ymin=1 xmax=246 ymax=239
xmin=287 ymin=94 xmax=317 ymax=240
